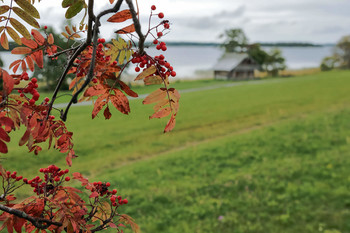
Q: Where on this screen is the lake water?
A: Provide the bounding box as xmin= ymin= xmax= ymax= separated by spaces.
xmin=0 ymin=45 xmax=334 ymax=80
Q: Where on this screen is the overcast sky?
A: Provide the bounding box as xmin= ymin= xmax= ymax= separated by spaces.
xmin=34 ymin=0 xmax=350 ymax=44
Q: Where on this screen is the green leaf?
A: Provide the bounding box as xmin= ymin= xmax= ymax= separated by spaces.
xmin=10 ymin=18 xmax=31 ymax=39
xmin=15 ymin=0 xmax=40 ymax=19
xmin=12 ymin=7 xmax=40 ymax=28
xmin=62 ymin=0 xmax=77 ymax=8
xmin=65 ymin=1 xmax=84 ymax=19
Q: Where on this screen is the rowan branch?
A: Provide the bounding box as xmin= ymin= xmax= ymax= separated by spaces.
xmin=125 ymin=0 xmax=145 ymax=55
xmin=0 ymin=204 xmax=62 ymax=229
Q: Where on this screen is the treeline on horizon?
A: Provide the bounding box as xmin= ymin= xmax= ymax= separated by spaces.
xmin=0 ymin=41 xmax=335 ymax=52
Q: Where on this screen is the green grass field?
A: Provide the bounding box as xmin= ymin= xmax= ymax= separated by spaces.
xmin=3 ymin=70 xmax=350 ymax=233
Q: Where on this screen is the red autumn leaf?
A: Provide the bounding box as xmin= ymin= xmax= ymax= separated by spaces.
xmin=0 ymin=140 xmax=8 ymax=153
xmin=143 ymin=88 xmax=167 ymax=105
xmin=0 ymin=117 xmax=15 ymax=131
xmin=0 ymin=127 xmax=10 ymax=142
xmin=25 ymin=56 xmax=34 ymax=71
xmin=48 ymin=33 xmax=54 ymax=44
xmin=31 ymin=50 xmax=43 ymax=68
xmin=116 ymin=24 xmax=135 ymax=34
xmin=103 ymin=106 xmax=112 ymax=120
xmin=89 ymin=191 xmax=99 ymax=198
xmin=31 ymin=29 xmax=45 ymax=45
xmin=19 ymin=129 xmax=30 ymax=146
xmin=92 ymin=100 xmax=107 ymax=119
xmin=164 ymin=114 xmax=176 ymax=133
xmin=0 ymin=32 xmax=9 ymax=50
xmin=107 ymin=9 xmax=132 ymax=23
xmin=1 ymin=69 xmax=15 ymax=95
xmin=13 ymin=216 xmax=26 ymax=233
xmin=117 ymin=80 xmax=138 ymax=97
xmin=11 ymin=47 xmax=32 ymax=54
xmin=84 ymin=84 xmax=106 ymax=97
xmin=110 ymin=89 xmax=130 ymax=114
xmin=150 ymin=107 xmax=172 ymax=119
xmin=109 ymin=0 xmax=115 ymax=4
xmin=21 ymin=37 xmax=37 ymax=49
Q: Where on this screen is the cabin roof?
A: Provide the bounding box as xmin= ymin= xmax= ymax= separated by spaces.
xmin=214 ymin=53 xmax=251 ymax=71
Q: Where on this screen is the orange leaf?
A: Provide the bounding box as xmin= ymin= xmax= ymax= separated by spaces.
xmin=0 ymin=128 xmax=10 ymax=142
xmin=25 ymin=56 xmax=34 ymax=72
xmin=117 ymin=80 xmax=138 ymax=97
xmin=109 ymin=0 xmax=115 ymax=4
xmin=92 ymin=100 xmax=107 ymax=119
xmin=107 ymin=9 xmax=132 ymax=23
xmin=48 ymin=33 xmax=54 ymax=45
xmin=1 ymin=69 xmax=14 ymax=95
xmin=84 ymin=84 xmax=106 ymax=97
xmin=31 ymin=29 xmax=45 ymax=45
xmin=103 ymin=106 xmax=112 ymax=120
xmin=135 ymin=65 xmax=156 ymax=81
xmin=164 ymin=114 xmax=176 ymax=133
xmin=21 ymin=37 xmax=37 ymax=49
xmin=150 ymin=107 xmax=171 ymax=119
xmin=0 ymin=32 xmax=9 ymax=50
xmin=110 ymin=90 xmax=130 ymax=114
xmin=19 ymin=129 xmax=30 ymax=146
xmin=143 ymin=88 xmax=167 ymax=105
xmin=0 ymin=140 xmax=8 ymax=153
xmin=9 ymin=59 xmax=21 ymax=70
xmin=31 ymin=50 xmax=43 ymax=68
xmin=11 ymin=47 xmax=32 ymax=54
xmin=144 ymin=75 xmax=163 ymax=85
xmin=116 ymin=24 xmax=135 ymax=34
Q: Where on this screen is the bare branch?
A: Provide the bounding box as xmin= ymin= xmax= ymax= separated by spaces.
xmin=125 ymin=0 xmax=145 ymax=55
xmin=0 ymin=204 xmax=62 ymax=229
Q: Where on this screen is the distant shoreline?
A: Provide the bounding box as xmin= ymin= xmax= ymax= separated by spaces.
xmin=161 ymin=41 xmax=334 ymax=47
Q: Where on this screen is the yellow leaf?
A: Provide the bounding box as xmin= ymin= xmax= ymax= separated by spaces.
xmin=6 ymin=27 xmax=22 ymax=45
xmin=134 ymin=65 xmax=156 ymax=81
xmin=118 ymin=49 xmax=126 ymax=64
xmin=15 ymin=0 xmax=40 ymax=19
xmin=10 ymin=18 xmax=31 ymax=39
xmin=12 ymin=7 xmax=40 ymax=28
xmin=0 ymin=5 xmax=10 ymax=15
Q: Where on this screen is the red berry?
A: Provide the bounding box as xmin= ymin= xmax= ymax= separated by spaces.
xmin=29 ymin=99 xmax=35 ymax=105
xmin=158 ymin=12 xmax=164 ymax=18
xmin=165 ymin=62 xmax=170 ymax=68
xmin=44 ymin=97 xmax=50 ymax=102
xmin=112 ymin=189 xmax=117 ymax=194
xmin=135 ymin=67 xmax=140 ymax=72
xmin=98 ymin=181 xmax=102 ymax=185
xmin=64 ymin=169 xmax=69 ymax=174
xmin=31 ymin=77 xmax=37 ymax=83
xmin=92 ymin=78 xmax=98 ymax=83
xmin=106 ymin=182 xmax=111 ymax=187
xmin=65 ymin=177 xmax=70 ymax=181
xmin=17 ymin=101 xmax=22 ymax=105
xmin=153 ymin=39 xmax=158 ymax=45
xmin=112 ymin=202 xmax=117 ymax=206
xmin=164 ymin=23 xmax=170 ymax=29
xmin=156 ymin=44 xmax=161 ymax=50
xmin=123 ymin=199 xmax=128 ymax=204
xmin=23 ymin=178 xmax=28 ymax=183
xmin=159 ymin=55 xmax=165 ymax=60
xmin=157 ymin=32 xmax=163 ymax=37
xmin=44 ymin=26 xmax=48 ymax=30
xmin=151 ymin=5 xmax=156 ymax=10
xmin=39 ymin=168 xmax=44 ymax=173
xmin=171 ymin=71 xmax=176 ymax=77
xmin=161 ymin=45 xmax=167 ymax=51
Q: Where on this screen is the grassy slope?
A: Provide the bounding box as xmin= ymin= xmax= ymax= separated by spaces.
xmin=3 ymin=70 xmax=350 ymax=232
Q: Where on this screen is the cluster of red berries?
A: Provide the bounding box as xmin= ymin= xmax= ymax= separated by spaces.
xmin=17 ymin=77 xmax=41 ymax=106
xmin=2 ymin=171 xmax=23 ymax=181
xmin=132 ymin=53 xmax=176 ymax=77
xmin=110 ymin=194 xmax=128 ymax=207
xmin=23 ymin=165 xmax=70 ymax=195
xmin=153 ymin=40 xmax=167 ymax=51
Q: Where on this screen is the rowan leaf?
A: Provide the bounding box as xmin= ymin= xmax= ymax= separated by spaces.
xmin=135 ymin=65 xmax=156 ymax=81
xmin=110 ymin=90 xmax=130 ymax=114
xmin=15 ymin=0 xmax=40 ymax=19
xmin=11 ymin=47 xmax=32 ymax=54
xmin=31 ymin=50 xmax=43 ymax=68
xmin=48 ymin=33 xmax=54 ymax=44
xmin=12 ymin=7 xmax=40 ymax=28
xmin=103 ymin=106 xmax=112 ymax=119
xmin=107 ymin=9 xmax=132 ymax=23
xmin=10 ymin=18 xmax=31 ymax=39
xmin=116 ymin=24 xmax=135 ymax=34
xmin=118 ymin=80 xmax=138 ymax=97
xmin=65 ymin=0 xmax=84 ymax=19
xmin=25 ymin=55 xmax=34 ymax=71
xmin=0 ymin=32 xmax=9 ymax=50
xmin=0 ymin=5 xmax=10 ymax=15
xmin=1 ymin=69 xmax=14 ymax=95
xmin=9 ymin=59 xmax=21 ymax=70
xmin=164 ymin=114 xmax=176 ymax=133
xmin=6 ymin=26 xmax=22 ymax=45
xmin=19 ymin=130 xmax=30 ymax=146
xmin=143 ymin=88 xmax=167 ymax=105
xmin=62 ymin=0 xmax=76 ymax=8
xmin=21 ymin=37 xmax=37 ymax=49
xmin=150 ymin=107 xmax=171 ymax=119
xmin=0 ymin=164 xmax=7 ymax=178
xmin=92 ymin=99 xmax=107 ymax=119
xmin=118 ymin=49 xmax=126 ymax=64
xmin=0 ymin=128 xmax=10 ymax=142
xmin=84 ymin=84 xmax=106 ymax=97
xmin=0 ymin=140 xmax=8 ymax=153
xmin=31 ymin=29 xmax=45 ymax=45
xmin=0 ymin=117 xmax=15 ymax=131
xmin=144 ymin=75 xmax=163 ymax=85
xmin=109 ymin=0 xmax=115 ymax=4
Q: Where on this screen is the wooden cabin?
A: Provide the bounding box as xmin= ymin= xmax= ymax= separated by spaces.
xmin=214 ymin=53 xmax=260 ymax=80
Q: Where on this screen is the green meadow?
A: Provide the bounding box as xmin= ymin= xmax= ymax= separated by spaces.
xmin=3 ymin=70 xmax=350 ymax=233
